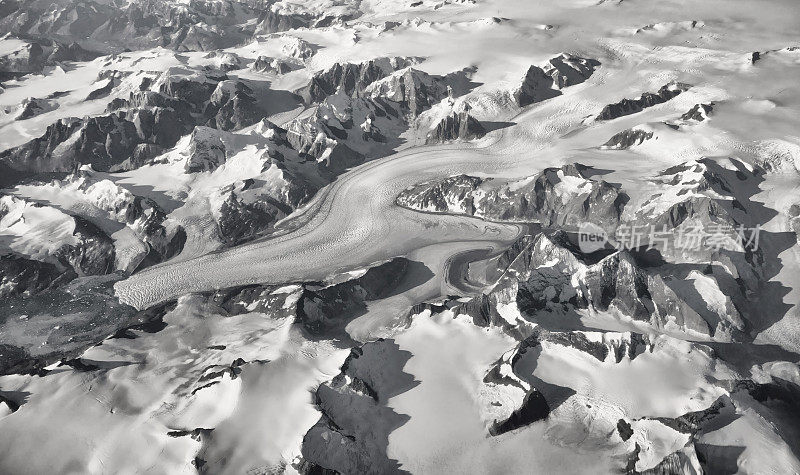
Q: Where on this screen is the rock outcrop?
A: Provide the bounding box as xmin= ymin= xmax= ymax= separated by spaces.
xmin=12 ymin=97 xmax=57 ymax=120
xmin=515 ymin=53 xmax=601 ymax=106
xmin=301 ymin=339 xmax=415 ymax=473
xmin=602 ymin=125 xmax=655 ymax=149
xmin=680 ymin=102 xmax=713 ymax=122
xmin=0 ymin=37 xmax=100 ymax=74
xmin=596 ymin=82 xmax=690 ymax=121
xmin=425 ymin=105 xmax=486 ymax=143
xmin=0 ymin=71 xmax=266 ymax=175
xmin=299 ymin=57 xmax=419 ymax=104
xmin=396 ymin=163 xmax=627 ymax=230
xmin=185 ymin=127 xmax=227 ymax=173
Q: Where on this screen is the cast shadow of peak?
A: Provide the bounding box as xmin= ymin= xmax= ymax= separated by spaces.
xmin=481 ymin=121 xmax=516 ymax=134
xmin=695 ymin=443 xmax=747 ymax=475
xmin=0 ymin=390 xmax=31 ymax=412
xmin=580 ymin=166 xmax=615 ymax=179
xmin=443 ymin=65 xmax=483 ymax=97
xmin=380 ymin=259 xmax=435 ymax=299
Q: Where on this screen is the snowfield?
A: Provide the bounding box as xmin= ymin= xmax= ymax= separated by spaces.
xmin=2 ymin=0 xmax=800 ymax=473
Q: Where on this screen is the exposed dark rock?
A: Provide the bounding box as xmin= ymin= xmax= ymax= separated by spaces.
xmin=489 ymin=389 xmax=550 ymax=435
xmin=216 ymin=190 xmax=293 ymax=244
xmin=0 ymin=37 xmax=101 ymax=74
xmin=301 ymin=339 xmax=416 ymax=474
xmin=596 ymin=82 xmax=690 ymax=121
xmin=681 ymin=103 xmax=714 ymax=122
xmin=0 ymin=276 xmax=139 ymax=376
xmin=617 ymin=419 xmax=634 ymax=441
xmin=86 ymin=79 xmax=116 ymax=101
xmin=255 ymin=8 xmax=313 ymax=34
xmin=0 ymin=72 xmax=268 ymax=174
xmin=602 ymin=127 xmax=654 ymax=149
xmin=52 ymin=216 xmax=115 ymax=276
xmin=205 ymin=81 xmax=264 ymax=131
xmin=789 ymin=204 xmax=800 ymax=240
xmin=639 ymin=444 xmax=703 ymax=475
xmin=425 ymin=106 xmax=486 ymax=143
xmin=543 ymin=331 xmax=610 ymax=361
xmin=515 ymin=53 xmax=600 ymax=107
xmin=397 ymin=163 xmax=627 ymax=230
xmin=396 ymin=174 xmax=484 ymax=214
xmin=573 ymin=251 xmax=654 ymax=320
xmin=298 ymin=258 xmax=409 ymax=336
xmin=252 ymin=55 xmax=295 ymax=74
xmin=368 ymin=67 xmax=449 ymax=117
xmin=14 ymin=97 xmax=56 ymax=120
xmin=0 ymin=0 xmax=276 ymax=52
xmin=299 ymin=57 xmax=417 ymax=104
xmin=514 ymin=64 xmax=560 ymax=107
xmin=185 ymin=127 xmax=227 ymax=173
xmin=166 ymin=428 xmax=214 ymax=441
xmin=0 ymin=254 xmax=74 ymax=299
xmin=214 ymin=175 xmax=314 ymax=245
xmin=653 ymin=397 xmax=728 ymax=434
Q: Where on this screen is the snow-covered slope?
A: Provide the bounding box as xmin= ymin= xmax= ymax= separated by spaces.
xmin=2 ymin=0 xmax=800 ymax=473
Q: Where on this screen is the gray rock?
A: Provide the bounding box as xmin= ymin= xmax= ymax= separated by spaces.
xmin=425 ymin=107 xmax=486 ymax=143
xmin=0 ymin=254 xmax=75 ymax=299
xmin=515 ymin=53 xmax=600 ymax=107
xmin=602 ymin=127 xmax=654 ymax=149
xmin=301 ymin=339 xmax=415 ymax=474
xmin=299 ymin=57 xmax=417 ymax=104
xmin=681 ymin=103 xmax=714 ymax=122
xmin=396 ymin=163 xmax=627 ymax=230
xmin=185 ymin=127 xmax=227 ymax=173
xmin=596 ymin=82 xmax=690 ymax=121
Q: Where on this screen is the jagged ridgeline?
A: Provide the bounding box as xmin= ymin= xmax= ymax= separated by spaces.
xmin=1 ymin=1 xmax=800 ymax=474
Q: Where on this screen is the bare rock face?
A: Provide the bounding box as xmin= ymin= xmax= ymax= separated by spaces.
xmin=0 ymin=72 xmax=266 ymax=175
xmin=425 ymin=106 xmax=486 ymax=143
xmin=397 ymin=163 xmax=627 ymax=230
xmin=515 ymin=53 xmax=601 ymax=106
xmin=545 ymin=53 xmax=601 ymax=88
xmin=53 ymin=216 xmax=116 ymax=276
xmin=640 ymin=158 xmax=765 ymax=246
xmin=251 ymin=55 xmax=296 ymax=74
xmin=205 ymin=80 xmax=264 ymax=131
xmin=366 ymin=67 xmax=449 ymax=117
xmin=789 ymin=204 xmax=800 ymax=240
xmin=515 ymin=64 xmax=561 ymax=106
xmin=397 ymin=174 xmax=484 ymax=214
xmin=298 ymin=258 xmax=409 ymax=335
xmin=681 ymin=102 xmax=714 ymax=122
xmin=1 ymin=0 xmax=270 ymax=51
xmin=441 ymin=227 xmax=751 ymax=341
xmin=301 ymin=339 xmax=416 ymax=474
xmin=206 ymin=126 xmax=319 ymax=245
xmin=0 ymin=195 xmax=115 ymax=277
xmin=299 ymin=57 xmax=418 ymax=104
xmin=0 ymin=37 xmax=101 ymax=74
xmin=12 ymin=97 xmax=57 ymax=120
xmin=596 ymin=82 xmax=690 ymax=121
xmin=254 ymin=8 xmax=313 ymax=35
xmin=602 ymin=126 xmax=655 ymax=149
xmin=572 ymin=250 xmax=655 ymax=320
xmin=213 ymin=179 xmax=299 ymax=245
xmin=0 ymin=255 xmax=74 ymax=299
xmin=185 ymin=127 xmax=227 ymax=173
xmin=289 ymin=58 xmax=471 ymax=174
